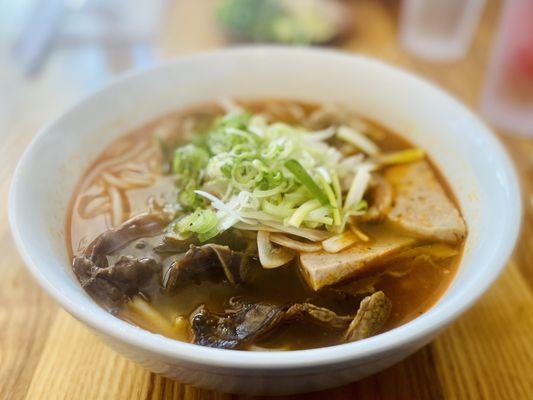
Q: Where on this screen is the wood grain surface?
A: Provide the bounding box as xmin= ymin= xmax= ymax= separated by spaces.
xmin=1 ymin=1 xmax=533 ymax=399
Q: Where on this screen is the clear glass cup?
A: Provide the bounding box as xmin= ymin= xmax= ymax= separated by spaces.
xmin=480 ymin=0 xmax=533 ymax=136
xmin=399 ymin=0 xmax=486 ymax=61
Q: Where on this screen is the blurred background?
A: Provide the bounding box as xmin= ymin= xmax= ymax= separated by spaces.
xmin=1 ymin=0 xmax=532 ymax=139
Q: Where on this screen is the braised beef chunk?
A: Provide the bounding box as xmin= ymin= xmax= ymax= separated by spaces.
xmin=209 ymin=228 xmax=252 ymax=252
xmin=166 ymin=245 xmax=219 ymax=287
xmin=285 ymin=303 xmax=352 ymax=329
xmin=345 ymin=291 xmax=392 ymax=341
xmin=191 ymin=302 xmax=285 ymax=349
xmin=166 ymin=244 xmax=253 ymax=289
xmin=73 ymin=255 xmax=162 ymax=312
xmin=209 ymin=245 xmax=248 ymax=285
xmin=72 ymin=213 xmax=394 ymax=346
xmin=324 ymin=276 xmax=379 ymax=303
xmin=153 ymin=236 xmax=195 ymax=255
xmin=73 ymin=256 xmax=127 ymax=309
xmin=72 ymin=213 xmax=167 ymax=311
xmin=86 ymin=213 xmax=167 ymax=267
xmin=190 ymin=299 xmax=369 ymax=349
xmin=100 ymin=256 xmax=161 ymax=295
xmin=154 ymin=228 xmax=250 ymax=255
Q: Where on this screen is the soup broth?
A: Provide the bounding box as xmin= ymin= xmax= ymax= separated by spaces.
xmin=68 ymin=100 xmax=464 ymax=350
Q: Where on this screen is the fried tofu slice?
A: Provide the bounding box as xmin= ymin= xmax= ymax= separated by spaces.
xmin=299 ymin=232 xmax=415 ymax=290
xmin=385 ymin=161 xmax=466 ymax=244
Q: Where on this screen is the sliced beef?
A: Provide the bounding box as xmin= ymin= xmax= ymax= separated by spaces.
xmin=299 ymin=231 xmax=416 ymax=290
xmin=73 ymin=255 xmax=161 ymax=312
xmin=345 ymin=291 xmax=392 ymax=341
xmin=190 ymin=299 xmax=376 ymax=349
xmin=98 ymin=256 xmax=161 ymax=295
xmin=153 ymin=235 xmax=195 ymax=255
xmin=85 ymin=213 xmax=168 ymax=267
xmin=73 ymin=256 xmax=128 ymax=310
xmin=385 ymin=161 xmax=466 ymax=243
xmin=166 ymin=243 xmax=254 ymax=290
xmin=191 ymin=302 xmax=285 ymax=349
xmin=154 ymin=228 xmax=251 ymax=255
xmin=72 ymin=213 xmax=167 ymax=311
xmin=324 ymin=275 xmax=379 ymax=302
xmin=285 ymin=303 xmax=352 ymax=329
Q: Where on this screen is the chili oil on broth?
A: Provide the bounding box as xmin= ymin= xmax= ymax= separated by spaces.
xmin=66 ymin=99 xmax=464 ymax=350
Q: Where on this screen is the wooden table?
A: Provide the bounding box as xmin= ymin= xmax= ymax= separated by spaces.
xmin=1 ymin=1 xmax=532 ymax=398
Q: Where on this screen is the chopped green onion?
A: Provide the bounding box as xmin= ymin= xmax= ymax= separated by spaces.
xmin=307 ymin=206 xmax=334 ymax=225
xmin=288 ymin=199 xmax=321 ymax=228
xmin=172 ymin=144 xmax=209 ymax=176
xmin=283 ymin=186 xmax=310 ymax=208
xmin=177 ymin=209 xmax=218 ymax=235
xmin=355 ymin=199 xmax=368 ymax=211
xmin=330 ymin=169 xmax=343 ymax=209
xmin=316 ymin=175 xmax=340 ymax=226
xmin=344 ymin=165 xmax=372 ymax=210
xmin=198 ymin=225 xmax=221 ymax=242
xmin=337 ymin=125 xmax=379 ymax=156
xmin=376 ymin=148 xmax=425 ymax=165
xmin=262 ymin=200 xmax=294 ymax=218
xmin=284 ymin=159 xmax=329 ymax=206
xmin=164 ymin=105 xmax=391 ymax=243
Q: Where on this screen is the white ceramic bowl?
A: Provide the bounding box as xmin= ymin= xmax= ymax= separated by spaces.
xmin=9 ymin=47 xmax=521 ymax=395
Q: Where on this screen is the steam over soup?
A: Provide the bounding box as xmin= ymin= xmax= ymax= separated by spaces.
xmin=68 ymin=100 xmax=466 ymax=350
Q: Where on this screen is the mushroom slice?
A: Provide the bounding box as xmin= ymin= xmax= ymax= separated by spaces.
xmin=257 ymin=231 xmax=295 ymax=269
xmin=269 ymin=233 xmax=322 ymax=252
xmin=322 ymin=230 xmax=358 ymax=253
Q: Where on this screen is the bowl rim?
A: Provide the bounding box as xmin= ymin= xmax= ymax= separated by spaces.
xmin=9 ymin=46 xmax=522 ymax=370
